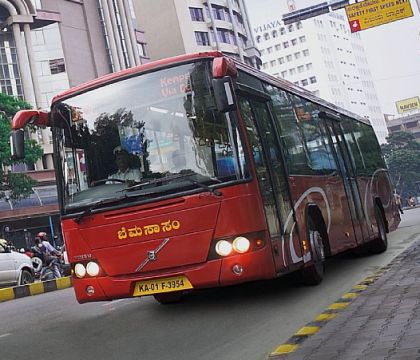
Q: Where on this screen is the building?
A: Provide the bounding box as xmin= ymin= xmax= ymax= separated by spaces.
xmin=132 ymin=0 xmax=261 ymax=68
xmin=385 ymin=112 xmax=420 ymax=142
xmin=0 ymin=0 xmax=148 ymax=245
xmin=249 ymin=0 xmax=388 ymax=143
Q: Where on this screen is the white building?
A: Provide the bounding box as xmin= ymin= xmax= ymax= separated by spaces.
xmin=132 ymin=0 xmax=261 ymax=68
xmin=252 ymin=4 xmax=388 ymax=143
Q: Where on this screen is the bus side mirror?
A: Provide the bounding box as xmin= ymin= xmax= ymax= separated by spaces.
xmin=11 ymin=129 xmax=25 ymax=160
xmin=212 ymin=77 xmax=237 ymax=113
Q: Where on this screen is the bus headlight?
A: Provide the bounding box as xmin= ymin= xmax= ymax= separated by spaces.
xmin=74 ymin=263 xmax=86 ymax=278
xmin=232 ymin=236 xmax=250 ymax=253
xmin=86 ymin=262 xmax=100 ymax=277
xmin=215 ymin=240 xmax=233 ymax=257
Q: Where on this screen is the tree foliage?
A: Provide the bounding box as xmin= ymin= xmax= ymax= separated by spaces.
xmin=381 ymin=131 xmax=420 ymax=200
xmin=0 ymin=93 xmax=43 ymax=201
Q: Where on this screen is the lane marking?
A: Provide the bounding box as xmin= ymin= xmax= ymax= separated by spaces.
xmin=328 ymin=302 xmax=350 ymax=310
xmin=314 ymin=313 xmax=337 ymax=321
xmin=0 ymin=333 xmax=11 ymax=339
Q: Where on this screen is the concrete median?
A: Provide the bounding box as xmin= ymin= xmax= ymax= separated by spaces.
xmin=0 ymin=276 xmax=72 ymax=303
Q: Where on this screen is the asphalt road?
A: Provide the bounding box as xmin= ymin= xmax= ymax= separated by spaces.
xmin=1 ymin=208 xmax=419 ymax=360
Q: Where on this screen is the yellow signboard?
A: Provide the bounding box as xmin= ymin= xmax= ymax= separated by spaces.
xmin=396 ymin=96 xmax=420 ymax=114
xmin=345 ymin=0 xmax=413 ymax=33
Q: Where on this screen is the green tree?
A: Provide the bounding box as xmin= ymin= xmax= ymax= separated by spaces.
xmin=0 ymin=93 xmax=43 ymax=201
xmin=381 ymin=131 xmax=420 ymax=200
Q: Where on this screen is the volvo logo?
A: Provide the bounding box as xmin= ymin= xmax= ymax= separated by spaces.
xmin=135 ymin=238 xmax=169 ymax=272
xmin=147 ymin=250 xmax=157 ymax=261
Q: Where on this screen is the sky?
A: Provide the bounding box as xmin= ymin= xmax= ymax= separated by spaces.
xmin=244 ymin=0 xmax=420 ymax=116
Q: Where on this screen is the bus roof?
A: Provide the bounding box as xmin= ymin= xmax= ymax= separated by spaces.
xmin=51 ymin=51 xmax=224 ymax=104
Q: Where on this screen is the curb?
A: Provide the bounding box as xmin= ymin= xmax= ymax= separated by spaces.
xmin=268 ymin=249 xmax=410 ymax=359
xmin=0 ymin=276 xmax=72 ymax=303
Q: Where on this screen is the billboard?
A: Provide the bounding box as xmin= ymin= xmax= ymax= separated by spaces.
xmin=396 ymin=96 xmax=420 ymax=114
xmin=345 ymin=0 xmax=413 ymax=33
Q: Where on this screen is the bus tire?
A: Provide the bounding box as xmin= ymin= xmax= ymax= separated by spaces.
xmin=153 ymin=292 xmax=183 ymax=305
xmin=370 ymin=205 xmax=388 ymax=254
xmin=301 ymin=218 xmax=325 ymax=286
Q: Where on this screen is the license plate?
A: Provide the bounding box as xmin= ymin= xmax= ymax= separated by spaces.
xmin=133 ymin=276 xmax=193 ymax=296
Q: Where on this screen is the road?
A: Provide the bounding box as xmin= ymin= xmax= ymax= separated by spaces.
xmin=1 ymin=208 xmax=419 ymax=360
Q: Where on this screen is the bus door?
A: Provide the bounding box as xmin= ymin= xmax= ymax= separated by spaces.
xmin=320 ymin=112 xmax=367 ymax=245
xmin=238 ymin=94 xmax=299 ymax=273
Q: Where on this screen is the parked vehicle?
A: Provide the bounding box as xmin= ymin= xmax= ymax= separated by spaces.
xmin=0 ymin=239 xmax=34 ymax=287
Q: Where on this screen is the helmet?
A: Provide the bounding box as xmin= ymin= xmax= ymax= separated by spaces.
xmin=37 ymin=232 xmax=48 ymax=240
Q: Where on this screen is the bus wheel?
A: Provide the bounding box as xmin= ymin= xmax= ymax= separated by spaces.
xmin=370 ymin=206 xmax=388 ymax=254
xmin=153 ymin=292 xmax=183 ymax=305
xmin=301 ymin=218 xmax=325 ymax=286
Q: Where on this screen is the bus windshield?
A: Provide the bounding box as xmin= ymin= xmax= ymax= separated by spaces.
xmin=51 ymin=61 xmax=248 ymax=214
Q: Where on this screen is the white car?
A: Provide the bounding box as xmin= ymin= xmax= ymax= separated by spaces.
xmin=0 ymin=239 xmax=34 ymax=287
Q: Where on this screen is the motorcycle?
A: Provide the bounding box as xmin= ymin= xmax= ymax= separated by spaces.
xmin=39 ymin=256 xmax=63 ymax=281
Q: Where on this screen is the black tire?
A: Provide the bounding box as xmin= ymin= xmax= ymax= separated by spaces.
xmin=370 ymin=206 xmax=388 ymax=254
xmin=19 ymin=270 xmax=34 ymax=285
xmin=301 ymin=218 xmax=326 ymax=286
xmin=153 ymin=292 xmax=183 ymax=304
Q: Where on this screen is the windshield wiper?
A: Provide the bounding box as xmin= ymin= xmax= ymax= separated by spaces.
xmin=121 ymin=172 xmax=196 ymax=193
xmin=73 ymin=196 xmax=128 ymax=224
xmin=183 ymin=178 xmax=223 ymax=197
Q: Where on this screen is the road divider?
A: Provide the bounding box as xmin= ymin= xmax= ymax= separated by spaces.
xmin=268 ymin=263 xmax=394 ymax=358
xmin=0 ymin=277 xmax=72 ymax=303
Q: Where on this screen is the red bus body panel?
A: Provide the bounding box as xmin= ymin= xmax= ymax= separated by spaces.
xmin=63 ymin=184 xmax=277 ymax=303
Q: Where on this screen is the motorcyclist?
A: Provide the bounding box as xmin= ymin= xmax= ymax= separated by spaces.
xmin=35 ymin=232 xmax=62 ymax=278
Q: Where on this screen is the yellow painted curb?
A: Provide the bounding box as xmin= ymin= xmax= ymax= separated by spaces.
xmin=353 ymin=284 xmax=368 ymax=290
xmin=295 ymin=326 xmax=320 ymax=336
xmin=328 ymin=302 xmax=349 ymax=310
xmin=342 ymin=292 xmax=359 ymax=299
xmin=315 ymin=313 xmax=337 ymax=321
xmin=56 ymin=277 xmax=72 ymax=289
xmin=270 ymin=344 xmax=298 ymax=355
xmin=0 ymin=288 xmax=14 ymax=302
xmin=29 ymin=282 xmax=44 ymax=295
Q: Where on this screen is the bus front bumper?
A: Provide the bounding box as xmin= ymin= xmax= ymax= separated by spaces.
xmin=72 ymin=246 xmax=276 ymax=303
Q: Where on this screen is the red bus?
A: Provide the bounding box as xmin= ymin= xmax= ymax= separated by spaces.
xmin=11 ymin=52 xmax=400 ymax=304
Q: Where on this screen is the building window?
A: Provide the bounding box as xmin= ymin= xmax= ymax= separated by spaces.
xmin=270 ymin=60 xmax=276 ymax=67
xmin=281 ymin=71 xmax=287 ymax=77
xmin=303 ymin=49 xmax=310 ymax=56
xmin=299 ymin=35 xmax=306 ymax=43
xmin=291 ymin=38 xmax=297 ymax=46
xmin=189 ymin=7 xmax=204 ymax=21
xmin=217 ymin=29 xmax=236 ymax=45
xmin=288 ymin=24 xmax=294 ymax=32
xmin=297 ymin=65 xmax=304 ymax=73
xmin=301 ymin=79 xmax=308 ymax=86
xmin=296 ymin=22 xmax=303 ymax=29
xmin=267 ymin=46 xmax=273 ymax=53
xmin=256 ymin=35 xmax=261 ymax=43
xmin=283 ymin=41 xmax=289 ymax=48
xmin=260 ymin=49 xmax=266 ymax=55
xmin=306 ymin=63 xmax=313 ymax=70
xmin=289 ymin=68 xmax=296 ymax=75
xmin=275 ymin=44 xmax=281 ymax=51
xmin=272 ymin=30 xmax=278 ymax=38
xmin=49 ymin=58 xmax=66 ymax=74
xmin=309 ymin=76 xmax=317 ymax=84
xmin=286 ymin=55 xmax=292 ymax=62
xmin=278 ymin=57 xmax=285 ymax=64
xmin=195 ymin=31 xmax=210 ymax=46
xmin=264 ymin=32 xmax=270 ymax=40
xmin=212 ymin=5 xmax=231 ymax=21
xmin=294 ymin=52 xmax=301 ymax=59
xmin=280 ymin=27 xmax=286 ymax=35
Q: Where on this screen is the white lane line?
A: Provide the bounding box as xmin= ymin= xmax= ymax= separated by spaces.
xmin=0 ymin=333 xmax=11 ymax=339
xmin=102 ymin=299 xmax=126 ymax=307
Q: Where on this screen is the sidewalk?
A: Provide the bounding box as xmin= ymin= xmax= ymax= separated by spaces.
xmin=271 ymin=238 xmax=420 ymax=360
